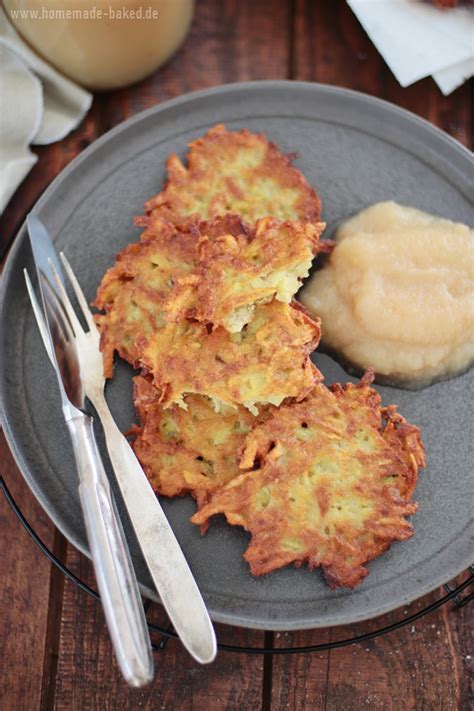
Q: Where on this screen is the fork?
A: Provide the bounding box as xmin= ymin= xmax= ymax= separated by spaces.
xmin=25 ymin=254 xmax=217 ymax=664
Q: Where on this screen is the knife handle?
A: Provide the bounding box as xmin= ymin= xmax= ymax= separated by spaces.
xmin=66 ymin=415 xmax=153 ymax=687
xmin=92 ymin=396 xmax=217 ymax=664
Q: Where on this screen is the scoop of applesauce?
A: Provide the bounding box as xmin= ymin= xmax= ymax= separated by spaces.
xmin=300 ymin=201 xmax=474 ymax=388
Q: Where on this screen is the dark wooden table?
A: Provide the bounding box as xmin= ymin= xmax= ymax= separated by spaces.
xmin=1 ymin=2 xmax=472 ymax=709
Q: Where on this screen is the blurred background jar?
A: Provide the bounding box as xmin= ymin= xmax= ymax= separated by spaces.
xmin=3 ymin=0 xmax=195 ymax=90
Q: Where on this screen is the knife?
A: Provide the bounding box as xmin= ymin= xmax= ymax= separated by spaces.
xmin=27 ymin=217 xmax=154 ymax=686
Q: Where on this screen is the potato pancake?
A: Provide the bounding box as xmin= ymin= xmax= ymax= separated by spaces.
xmin=165 ymin=217 xmax=327 ymax=332
xmin=192 ymin=373 xmax=425 ymax=588
xmin=132 ymin=376 xmax=264 ymax=512
xmin=140 ymin=300 xmax=321 ymax=413
xmin=93 ymin=220 xmax=198 ymax=377
xmin=94 ymin=215 xmax=249 ymax=376
xmin=141 ymin=124 xmax=322 ymax=226
xmin=94 ymin=217 xmax=323 ymax=409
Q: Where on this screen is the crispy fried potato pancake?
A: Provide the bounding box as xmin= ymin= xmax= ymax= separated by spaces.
xmin=141 ymin=124 xmax=322 ymax=226
xmin=93 ymin=215 xmax=247 ymax=376
xmin=94 ymin=212 xmax=322 ymax=410
xmin=94 ymin=215 xmax=323 ymax=380
xmin=192 ymin=373 xmax=425 ymax=588
xmin=132 ymin=376 xmax=264 ymax=511
xmin=165 ymin=217 xmax=327 ymax=332
xmin=140 ymin=300 xmax=322 ymax=413
xmin=93 ymin=220 xmax=198 ymax=377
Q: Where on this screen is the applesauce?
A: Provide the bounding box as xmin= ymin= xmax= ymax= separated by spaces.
xmin=4 ymin=0 xmax=194 ymax=90
xmin=300 ymin=202 xmax=474 ymax=387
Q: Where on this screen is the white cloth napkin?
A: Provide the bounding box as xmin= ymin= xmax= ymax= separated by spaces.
xmin=347 ymin=0 xmax=474 ymax=95
xmin=0 ymin=8 xmax=92 ymax=213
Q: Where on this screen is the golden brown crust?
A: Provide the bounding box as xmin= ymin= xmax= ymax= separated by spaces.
xmin=192 ymin=373 xmax=425 ymax=588
xmin=141 ymin=124 xmax=322 ymax=226
xmin=94 ymin=215 xmax=323 ymax=410
xmin=131 ymin=375 xmax=266 ymax=512
xmin=164 ymin=217 xmax=326 ymax=332
xmin=140 ymin=300 xmax=322 ymax=412
xmin=93 ymin=220 xmax=199 ymax=377
xmin=93 ymin=215 xmax=257 ymax=376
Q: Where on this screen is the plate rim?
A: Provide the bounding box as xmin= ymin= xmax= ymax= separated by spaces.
xmin=1 ymin=80 xmax=473 ymax=631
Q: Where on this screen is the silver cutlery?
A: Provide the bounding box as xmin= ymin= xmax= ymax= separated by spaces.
xmin=26 ymin=214 xmax=217 ymax=666
xmin=25 ymin=217 xmax=153 ymax=686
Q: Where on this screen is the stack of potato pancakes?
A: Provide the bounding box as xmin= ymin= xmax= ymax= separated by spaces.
xmin=94 ymin=125 xmax=425 ymax=589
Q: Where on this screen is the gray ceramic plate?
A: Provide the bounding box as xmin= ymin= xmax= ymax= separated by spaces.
xmin=1 ymin=82 xmax=473 ymax=631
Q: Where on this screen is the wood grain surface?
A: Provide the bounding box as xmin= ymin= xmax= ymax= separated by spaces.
xmin=1 ymin=1 xmax=472 ymax=709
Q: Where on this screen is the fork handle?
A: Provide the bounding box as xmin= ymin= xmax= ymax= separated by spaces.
xmin=92 ymin=397 xmax=217 ymax=664
xmin=66 ymin=414 xmax=153 ymax=686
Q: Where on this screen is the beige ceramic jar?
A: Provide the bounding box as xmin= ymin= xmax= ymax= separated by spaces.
xmin=4 ymin=0 xmax=194 ymax=90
